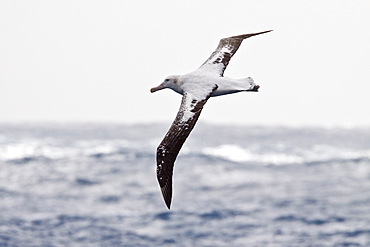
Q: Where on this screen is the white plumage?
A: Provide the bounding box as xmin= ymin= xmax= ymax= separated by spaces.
xmin=150 ymin=30 xmax=272 ymax=209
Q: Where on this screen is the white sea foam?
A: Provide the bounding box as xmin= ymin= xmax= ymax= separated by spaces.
xmin=203 ymin=144 xmax=303 ymax=164
xmin=0 ymin=137 xmax=131 ymax=161
xmin=202 ymin=143 xmax=370 ymax=165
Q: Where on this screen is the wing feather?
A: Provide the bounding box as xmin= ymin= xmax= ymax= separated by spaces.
xmin=156 ymin=85 xmax=218 ymax=209
xmin=199 ymin=30 xmax=272 ymax=76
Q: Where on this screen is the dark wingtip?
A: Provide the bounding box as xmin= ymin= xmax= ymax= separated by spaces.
xmin=160 ymin=183 xmax=172 ymax=210
xmin=165 ymin=199 xmax=171 ymax=210
xmin=230 ymin=30 xmax=273 ymax=39
xmin=255 ymin=30 xmax=273 ymax=35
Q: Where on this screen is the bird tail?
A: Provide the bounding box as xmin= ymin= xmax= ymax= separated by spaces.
xmin=243 ymin=77 xmax=259 ymax=92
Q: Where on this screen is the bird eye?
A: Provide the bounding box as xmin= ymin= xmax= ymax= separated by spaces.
xmin=165 ymin=79 xmax=169 ymax=82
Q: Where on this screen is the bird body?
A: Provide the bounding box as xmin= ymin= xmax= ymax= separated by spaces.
xmin=156 ymin=72 xmax=258 ymax=98
xmin=151 ymin=30 xmax=272 ymax=209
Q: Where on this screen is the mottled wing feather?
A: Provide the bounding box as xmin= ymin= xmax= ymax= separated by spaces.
xmin=199 ymin=30 xmax=272 ymax=76
xmin=156 ymin=85 xmax=218 ymax=209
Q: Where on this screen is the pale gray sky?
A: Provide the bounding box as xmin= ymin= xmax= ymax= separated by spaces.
xmin=1 ymin=1 xmax=369 ymax=127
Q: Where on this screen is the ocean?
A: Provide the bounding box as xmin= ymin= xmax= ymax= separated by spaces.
xmin=0 ymin=123 xmax=369 ymax=247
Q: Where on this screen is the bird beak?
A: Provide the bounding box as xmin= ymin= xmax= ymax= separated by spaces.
xmin=150 ymin=83 xmax=165 ymax=93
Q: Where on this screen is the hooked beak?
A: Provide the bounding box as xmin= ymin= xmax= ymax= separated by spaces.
xmin=150 ymin=82 xmax=165 ymax=93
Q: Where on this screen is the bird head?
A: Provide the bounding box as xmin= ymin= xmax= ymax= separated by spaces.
xmin=150 ymin=75 xmax=181 ymax=94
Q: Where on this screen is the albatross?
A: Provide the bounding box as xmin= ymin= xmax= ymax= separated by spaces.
xmin=151 ymin=30 xmax=272 ymax=209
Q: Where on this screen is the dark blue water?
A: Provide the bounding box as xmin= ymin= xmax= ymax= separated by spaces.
xmin=1 ymin=123 xmax=369 ymax=246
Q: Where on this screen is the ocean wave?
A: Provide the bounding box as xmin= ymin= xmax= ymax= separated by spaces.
xmin=2 ymin=137 xmax=370 ymax=167
xmin=1 ymin=124 xmax=370 ymax=247
xmin=201 ymin=144 xmax=370 ymax=165
xmin=0 ymin=137 xmax=154 ymax=164
xmin=274 ymin=214 xmax=346 ymax=225
xmin=1 ymin=124 xmax=370 ymax=167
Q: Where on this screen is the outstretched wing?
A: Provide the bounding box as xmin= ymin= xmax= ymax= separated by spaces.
xmin=156 ymin=85 xmax=218 ymax=209
xmin=199 ymin=30 xmax=272 ymax=76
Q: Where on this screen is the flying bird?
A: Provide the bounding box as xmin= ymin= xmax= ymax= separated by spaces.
xmin=151 ymin=30 xmax=272 ymax=209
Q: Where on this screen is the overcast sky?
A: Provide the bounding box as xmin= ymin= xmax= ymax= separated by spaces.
xmin=1 ymin=1 xmax=369 ymax=127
